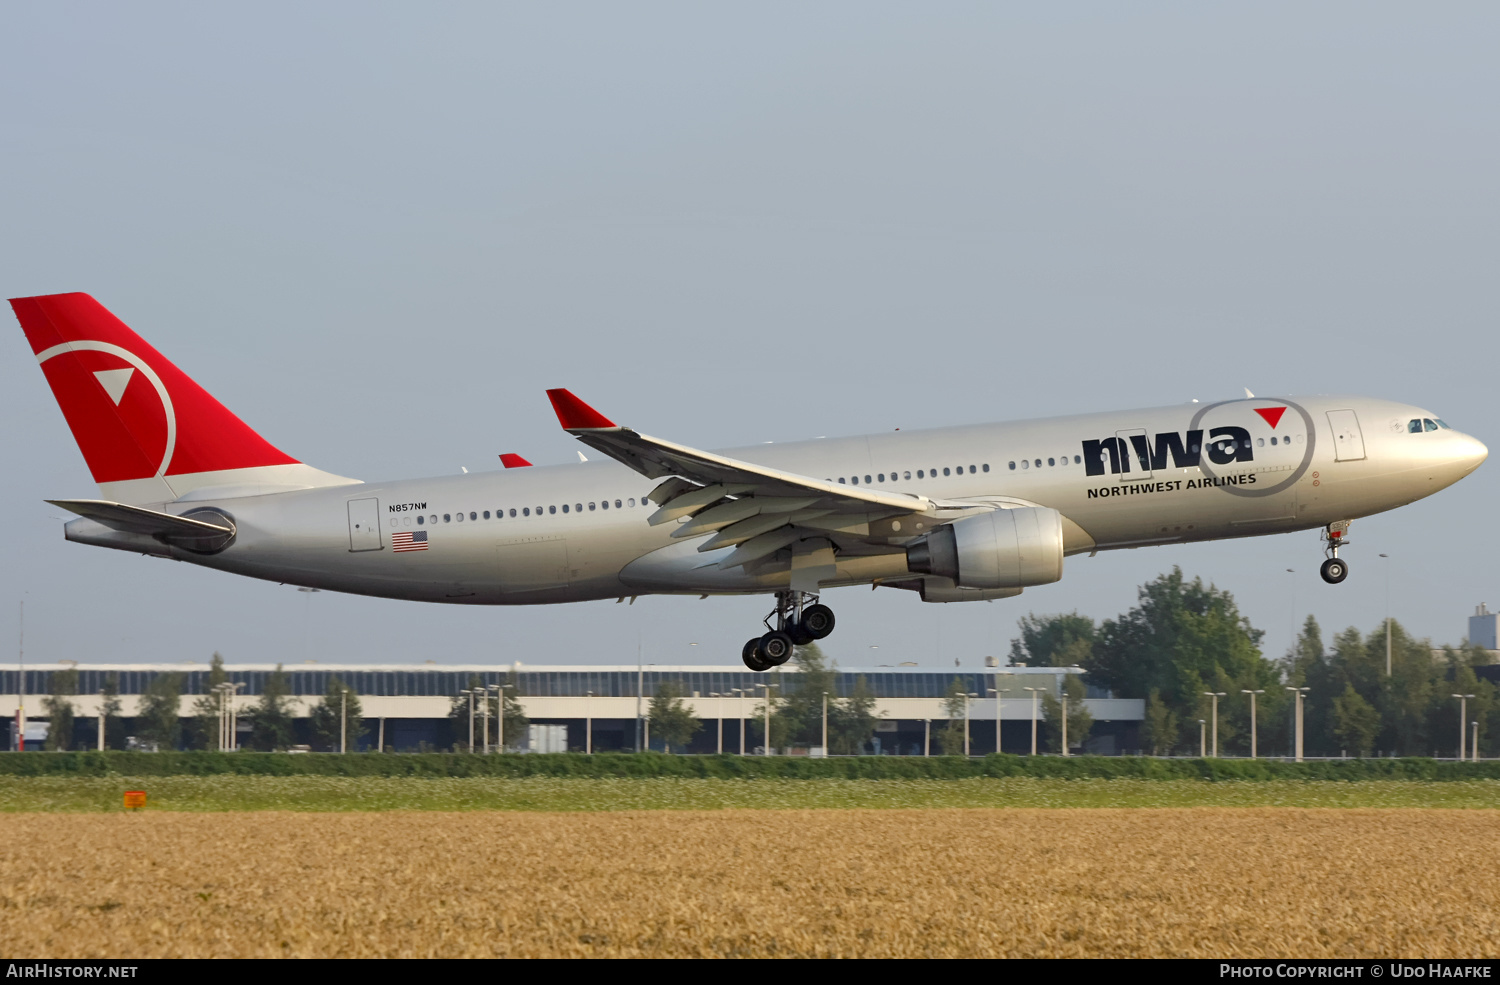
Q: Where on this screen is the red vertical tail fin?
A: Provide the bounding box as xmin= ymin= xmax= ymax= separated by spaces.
xmin=11 ymin=293 xmax=357 ymax=503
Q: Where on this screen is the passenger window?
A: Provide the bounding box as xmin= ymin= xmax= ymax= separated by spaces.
xmin=470 ymin=512 xmax=477 ymax=521
xmin=878 ymin=474 xmax=885 ymax=483
xmin=1073 ymin=455 xmax=1081 ymax=464
xmin=904 ymin=471 xmax=911 ymax=480
xmin=851 ymin=476 xmax=859 ymax=485
xmin=589 ymin=502 xmax=596 ymax=511
xmin=429 ymin=515 xmax=437 ymax=524
xmin=575 ymin=504 xmax=582 ymax=512
xmin=1047 ymin=458 xmax=1055 ymax=466
xmin=982 ymin=464 xmax=989 ymax=472
xmin=549 ymin=505 xmax=557 ymax=514
xmin=942 ymin=468 xmax=950 ymax=476
xmin=523 ymin=508 xmax=530 ymax=516
xmin=628 ymin=498 xmax=636 ymax=507
xmin=838 ymin=477 xmax=846 ymax=484
xmin=1008 ymin=462 xmax=1015 ymax=470
xmin=1424 ymin=419 xmax=1438 ymax=432
xmin=510 ymin=509 xmax=517 ymax=517
xmin=916 ymin=470 xmax=923 ymax=479
xmin=864 ymin=475 xmax=872 ymax=484
xmin=1269 ymin=437 xmax=1277 ymax=446
xmin=1409 ymin=419 xmax=1423 ymax=433
xmin=1034 ymin=459 xmax=1042 ymax=468
xmin=417 ymin=515 xmax=425 ymax=525
xmin=483 ymin=511 xmax=490 ymax=519
xmin=969 ymin=465 xmax=976 ymax=474
xmin=562 ymin=504 xmax=569 ymax=513
xmin=1256 ymin=438 xmax=1264 ymax=447
xmin=615 ymin=500 xmax=622 ymax=509
xmin=1021 ymin=460 xmax=1029 ymax=469
xmin=444 ymin=514 xmax=451 ymax=523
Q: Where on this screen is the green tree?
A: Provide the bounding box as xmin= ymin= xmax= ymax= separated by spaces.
xmin=309 ymin=675 xmax=365 ymax=752
xmin=1089 ymin=568 xmax=1277 ymax=753
xmin=247 ymin=664 xmax=294 ymax=751
xmin=772 ymin=644 xmax=836 ymax=747
xmin=493 ymin=672 xmax=529 ymax=752
xmin=43 ymin=667 xmax=78 ymax=751
xmin=938 ymin=677 xmax=969 ymax=755
xmin=1039 ymin=674 xmax=1093 ymax=753
xmin=98 ymin=673 xmax=125 ymax=750
xmin=445 ymin=675 xmax=526 ymax=751
xmin=186 ymin=652 xmax=229 ymax=750
xmin=136 ymin=673 xmax=183 ymax=751
xmin=649 ymin=681 xmax=702 ymax=753
xmin=1142 ymin=689 xmax=1179 ymax=755
xmin=1330 ymin=683 xmax=1380 ymax=756
xmin=829 ymin=674 xmax=881 ymax=755
xmin=1009 ymin=612 xmax=1097 ymax=666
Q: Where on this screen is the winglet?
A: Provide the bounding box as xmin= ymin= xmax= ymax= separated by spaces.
xmin=546 ymin=389 xmax=618 ymax=430
xmin=499 ymin=453 xmax=533 ymax=468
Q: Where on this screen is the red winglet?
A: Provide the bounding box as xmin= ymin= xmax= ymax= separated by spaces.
xmin=546 ymin=389 xmax=617 ymax=430
xmin=499 ymin=453 xmax=533 ymax=468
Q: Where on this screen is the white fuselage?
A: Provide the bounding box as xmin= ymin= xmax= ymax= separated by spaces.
xmin=63 ymin=394 xmax=1486 ymax=604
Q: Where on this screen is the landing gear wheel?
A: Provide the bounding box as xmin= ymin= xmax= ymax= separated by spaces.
xmin=800 ymin=604 xmax=836 ymax=640
xmin=759 ymin=630 xmax=795 ymax=666
xmin=787 ymin=623 xmax=815 ymax=646
xmin=742 ymin=638 xmax=772 ymax=672
xmin=1320 ymin=558 xmax=1348 ymax=584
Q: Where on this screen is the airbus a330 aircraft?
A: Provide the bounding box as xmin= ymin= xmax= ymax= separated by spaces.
xmin=12 ymin=293 xmax=1488 ymax=670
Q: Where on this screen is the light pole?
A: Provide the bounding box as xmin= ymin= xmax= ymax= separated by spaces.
xmin=1203 ymin=692 xmax=1226 ymax=757
xmin=756 ymin=683 xmax=775 ymax=756
xmin=1452 ymin=694 xmax=1474 ymax=760
xmin=1241 ymin=689 xmax=1265 ymax=759
xmin=731 ymin=688 xmax=745 ymax=755
xmin=585 ymin=690 xmax=593 ymax=755
xmin=923 ymin=719 xmax=930 ymax=757
xmin=1060 ymin=690 xmax=1070 ymax=756
xmin=340 ymin=687 xmax=349 ymax=754
xmin=228 ymin=682 xmax=244 ymax=751
xmin=989 ymin=688 xmax=1009 ymax=754
xmin=1472 ymin=721 xmax=1480 ymax=763
xmin=1199 ymin=719 xmax=1207 ymax=758
xmin=461 ymin=689 xmax=475 ymax=752
xmin=489 ymin=684 xmax=505 ymax=753
xmin=821 ymin=691 xmax=829 ymax=756
xmin=1286 ymin=686 xmax=1308 ymax=762
xmin=963 ymin=693 xmax=978 ymax=757
xmin=1379 ymin=554 xmax=1392 ymax=676
xmin=1023 ymin=687 xmax=1041 ymax=755
xmin=97 ymin=687 xmax=106 ymax=751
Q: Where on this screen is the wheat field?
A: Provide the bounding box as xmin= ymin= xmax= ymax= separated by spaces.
xmin=4 ymin=808 xmax=1498 ymax=958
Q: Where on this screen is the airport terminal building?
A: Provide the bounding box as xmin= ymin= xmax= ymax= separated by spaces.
xmin=3 ymin=662 xmax=1144 ymax=755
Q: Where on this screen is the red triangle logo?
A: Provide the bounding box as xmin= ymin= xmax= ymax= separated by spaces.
xmin=1253 ymin=407 xmax=1286 ymax=429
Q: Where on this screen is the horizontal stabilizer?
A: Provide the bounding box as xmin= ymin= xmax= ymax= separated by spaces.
xmin=48 ymin=498 xmax=235 ymax=550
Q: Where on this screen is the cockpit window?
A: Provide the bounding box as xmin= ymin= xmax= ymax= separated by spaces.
xmin=1436 ymin=419 xmax=1451 ymax=429
xmin=1408 ymin=419 xmax=1423 ymax=433
xmin=1424 ymin=419 xmax=1439 ymax=432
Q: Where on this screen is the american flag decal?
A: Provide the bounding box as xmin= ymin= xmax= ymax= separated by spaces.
xmin=391 ymin=530 xmax=429 ymax=552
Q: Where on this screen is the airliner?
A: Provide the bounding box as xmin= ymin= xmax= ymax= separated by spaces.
xmin=11 ymin=293 xmax=1487 ymax=671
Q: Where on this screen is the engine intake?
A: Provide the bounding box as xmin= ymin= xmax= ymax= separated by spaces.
xmin=906 ymin=507 xmax=1064 ymax=589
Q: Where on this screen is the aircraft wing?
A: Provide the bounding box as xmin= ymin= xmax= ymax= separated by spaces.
xmin=545 ymin=389 xmax=967 ymax=569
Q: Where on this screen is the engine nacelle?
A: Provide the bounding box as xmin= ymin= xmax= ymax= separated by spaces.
xmin=906 ymin=507 xmax=1064 ymax=589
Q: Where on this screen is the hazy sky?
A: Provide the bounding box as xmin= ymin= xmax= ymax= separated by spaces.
xmin=3 ymin=3 xmax=1496 ymax=673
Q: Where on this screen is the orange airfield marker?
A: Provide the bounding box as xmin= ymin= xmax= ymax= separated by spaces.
xmin=123 ymin=790 xmax=146 ymax=811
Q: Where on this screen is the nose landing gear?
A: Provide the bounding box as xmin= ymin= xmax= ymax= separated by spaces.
xmin=741 ymin=591 xmax=835 ymax=671
xmin=1320 ymin=520 xmax=1351 ymax=584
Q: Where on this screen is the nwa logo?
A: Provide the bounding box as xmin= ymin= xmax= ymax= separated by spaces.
xmin=1083 ymin=426 xmax=1255 ymax=476
xmin=1082 ymin=407 xmax=1291 ymax=476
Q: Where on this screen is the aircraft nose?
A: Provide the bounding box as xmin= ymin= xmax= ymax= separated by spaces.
xmin=1461 ymin=434 xmax=1489 ymax=470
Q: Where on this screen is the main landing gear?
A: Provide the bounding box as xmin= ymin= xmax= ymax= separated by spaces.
xmin=1319 ymin=520 xmax=1351 ymax=585
xmin=742 ymin=590 xmax=836 ymax=672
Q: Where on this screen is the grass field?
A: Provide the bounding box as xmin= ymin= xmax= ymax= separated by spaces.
xmin=2 ymin=774 xmax=1500 ymax=811
xmin=5 ymin=807 xmax=1499 ymax=958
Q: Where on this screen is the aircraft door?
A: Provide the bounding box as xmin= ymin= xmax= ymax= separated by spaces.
xmin=1116 ymin=429 xmax=1152 ymax=480
xmin=347 ymin=498 xmax=384 ymax=552
xmin=1326 ymin=410 xmax=1366 ymax=462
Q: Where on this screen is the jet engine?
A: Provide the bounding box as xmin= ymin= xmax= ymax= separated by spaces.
xmin=905 ymin=507 xmax=1064 ymax=589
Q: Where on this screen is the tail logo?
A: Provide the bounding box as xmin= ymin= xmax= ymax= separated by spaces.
xmin=35 ymin=340 xmax=177 ymax=479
